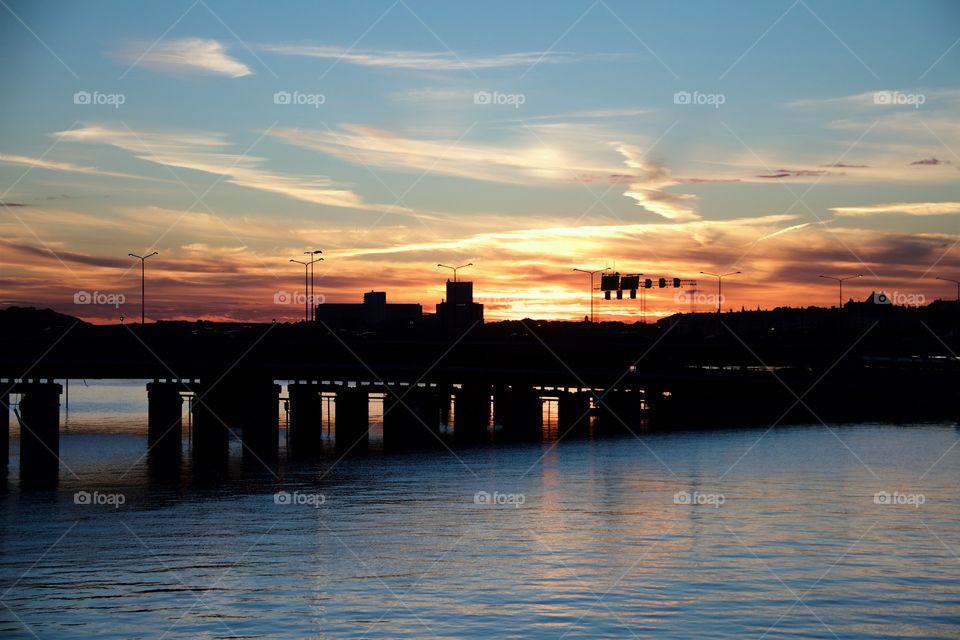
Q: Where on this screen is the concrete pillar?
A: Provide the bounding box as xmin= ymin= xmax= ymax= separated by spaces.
xmin=0 ymin=390 xmax=9 ymax=470
xmin=147 ymin=382 xmax=184 ymax=457
xmin=288 ymin=383 xmax=323 ymax=455
xmin=18 ymin=382 xmax=62 ymax=487
xmin=454 ymin=384 xmax=490 ymax=442
xmin=557 ymin=391 xmax=591 ymax=437
xmin=383 ymin=386 xmax=441 ymax=447
xmin=335 ymin=388 xmax=368 ymax=451
xmin=240 ymin=381 xmax=281 ymax=462
xmin=191 ymin=384 xmax=232 ymax=458
xmin=496 ymin=386 xmax=542 ymax=440
xmin=596 ymin=389 xmax=644 ymax=434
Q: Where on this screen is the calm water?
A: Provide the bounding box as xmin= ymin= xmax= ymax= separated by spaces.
xmin=1 ymin=380 xmax=958 ymax=638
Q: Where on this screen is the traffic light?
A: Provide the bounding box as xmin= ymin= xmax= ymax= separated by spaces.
xmin=644 ymin=279 xmax=652 ymax=289
xmin=673 ymin=277 xmax=681 ymax=288
xmin=658 ymin=278 xmax=666 ymax=288
xmin=616 ymin=289 xmax=623 ymax=299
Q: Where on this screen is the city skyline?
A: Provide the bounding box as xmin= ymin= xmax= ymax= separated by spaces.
xmin=2 ymin=0 xmax=959 ymax=322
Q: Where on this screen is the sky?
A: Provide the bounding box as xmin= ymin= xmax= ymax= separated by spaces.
xmin=1 ymin=0 xmax=959 ymax=323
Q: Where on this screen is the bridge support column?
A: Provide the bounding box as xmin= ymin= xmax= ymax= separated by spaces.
xmin=596 ymin=390 xmax=644 ymax=434
xmin=18 ymin=382 xmax=62 ymax=487
xmin=1 ymin=390 xmax=8 ymax=470
xmin=147 ymin=382 xmax=184 ymax=457
xmin=557 ymin=391 xmax=591 ymax=437
xmin=240 ymin=381 xmax=281 ymax=462
xmin=335 ymin=388 xmax=368 ymax=452
xmin=192 ymin=385 xmax=233 ymax=458
xmin=288 ymin=383 xmax=323 ymax=455
xmin=454 ymin=384 xmax=490 ymax=442
xmin=383 ymin=386 xmax=440 ymax=447
xmin=497 ymin=386 xmax=542 ymax=440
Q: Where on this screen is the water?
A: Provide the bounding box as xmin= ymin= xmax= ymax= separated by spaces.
xmin=1 ymin=380 xmax=959 ymax=638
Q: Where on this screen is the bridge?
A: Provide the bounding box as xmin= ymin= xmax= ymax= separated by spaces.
xmin=2 ymin=312 xmax=958 ymax=487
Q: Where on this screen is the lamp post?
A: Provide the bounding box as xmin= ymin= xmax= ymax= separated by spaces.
xmin=573 ymin=267 xmax=609 ymax=323
xmin=700 ymin=270 xmax=740 ymax=313
xmin=819 ymin=274 xmax=862 ymax=310
xmin=290 ymin=259 xmax=312 ymax=322
xmin=437 ymin=263 xmax=473 ymax=282
xmin=128 ymin=251 xmax=158 ymax=324
xmin=304 ymin=250 xmax=323 ymax=320
xmin=935 ymin=276 xmax=960 ymax=302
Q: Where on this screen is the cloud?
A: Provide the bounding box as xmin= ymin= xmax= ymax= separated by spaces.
xmin=820 ymin=162 xmax=869 ymax=168
xmin=0 ymin=201 xmax=29 ymax=207
xmin=788 ymin=88 xmax=960 ymax=110
xmin=615 ymin=144 xmax=699 ymax=221
xmin=756 ymin=168 xmax=831 ymax=179
xmin=0 ymin=153 xmax=164 ymax=182
xmin=256 ymin=44 xmax=600 ymax=71
xmin=270 ymin=124 xmax=699 ymax=221
xmin=53 ymin=124 xmax=370 ymax=210
xmin=909 ymin=157 xmax=950 ymax=165
xmin=830 ymin=202 xmax=960 ymax=217
xmin=114 ymin=38 xmax=253 ymax=77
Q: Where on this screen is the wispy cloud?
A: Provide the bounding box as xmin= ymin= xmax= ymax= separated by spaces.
xmin=53 ymin=124 xmax=368 ymax=210
xmin=616 ymin=144 xmax=699 ymax=221
xmin=256 ymin=44 xmax=602 ymax=71
xmin=270 ymin=124 xmax=698 ymax=221
xmin=831 ymin=202 xmax=960 ymax=217
xmin=0 ymin=152 xmax=166 ymax=182
xmin=788 ymin=88 xmax=960 ymax=110
xmin=114 ymin=38 xmax=253 ymax=77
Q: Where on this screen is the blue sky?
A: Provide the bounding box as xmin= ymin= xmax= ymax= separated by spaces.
xmin=1 ymin=0 xmax=959 ymax=321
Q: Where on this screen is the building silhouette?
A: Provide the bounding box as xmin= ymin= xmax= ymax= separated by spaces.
xmin=315 ymin=291 xmax=421 ymax=328
xmin=436 ymin=280 xmax=484 ymax=330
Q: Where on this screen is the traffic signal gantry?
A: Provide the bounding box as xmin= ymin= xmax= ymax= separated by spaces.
xmin=599 ymin=272 xmax=695 ymax=300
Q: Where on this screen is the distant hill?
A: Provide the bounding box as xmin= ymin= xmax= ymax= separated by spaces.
xmin=0 ymin=306 xmax=88 ymax=334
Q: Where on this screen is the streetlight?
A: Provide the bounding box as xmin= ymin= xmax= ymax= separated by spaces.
xmin=573 ymin=267 xmax=609 ymax=323
xmin=700 ymin=270 xmax=740 ymax=313
xmin=128 ymin=251 xmax=158 ymax=324
xmin=304 ymin=250 xmax=323 ymax=320
xmin=289 ymin=258 xmax=319 ymax=322
xmin=935 ymin=276 xmax=960 ymax=302
xmin=437 ymin=263 xmax=473 ymax=282
xmin=819 ymin=274 xmax=862 ymax=309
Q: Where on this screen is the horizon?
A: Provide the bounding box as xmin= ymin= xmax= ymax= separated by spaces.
xmin=2 ymin=0 xmax=959 ymax=323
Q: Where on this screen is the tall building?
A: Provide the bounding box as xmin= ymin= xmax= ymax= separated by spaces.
xmin=436 ymin=280 xmax=484 ymax=330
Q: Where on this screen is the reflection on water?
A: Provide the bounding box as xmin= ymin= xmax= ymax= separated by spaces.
xmin=1 ymin=380 xmax=958 ymax=638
